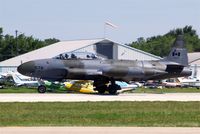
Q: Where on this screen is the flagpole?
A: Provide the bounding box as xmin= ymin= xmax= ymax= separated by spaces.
xmin=104 ymin=22 xmax=106 ymax=39
xmin=104 ymin=21 xmax=118 ymax=39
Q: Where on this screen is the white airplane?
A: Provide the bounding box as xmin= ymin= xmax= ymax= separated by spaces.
xmin=178 ymin=64 xmax=200 ymax=89
xmin=116 ymin=81 xmax=138 ymax=89
xmin=9 ymin=72 xmax=39 ymax=87
xmin=0 ymin=72 xmax=9 ymax=78
xmin=178 ymin=77 xmax=200 ymax=89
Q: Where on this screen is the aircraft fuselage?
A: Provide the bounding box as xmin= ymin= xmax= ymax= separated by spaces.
xmin=17 ymin=58 xmax=191 ymax=82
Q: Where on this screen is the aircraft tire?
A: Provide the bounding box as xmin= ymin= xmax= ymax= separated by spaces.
xmin=108 ymin=84 xmax=120 ymax=95
xmin=96 ymin=85 xmax=107 ymax=94
xmin=98 ymin=89 xmax=105 ymax=94
xmin=108 ymin=88 xmax=117 ymax=95
xmin=38 ymin=85 xmax=46 ymax=93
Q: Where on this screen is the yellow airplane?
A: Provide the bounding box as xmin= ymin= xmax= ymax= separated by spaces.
xmin=64 ymin=80 xmax=97 ymax=94
xmin=64 ymin=80 xmax=136 ymax=94
xmin=39 ymin=80 xmax=136 ymax=94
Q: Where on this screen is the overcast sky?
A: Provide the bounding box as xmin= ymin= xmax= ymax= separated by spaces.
xmin=0 ymin=0 xmax=199 ymax=44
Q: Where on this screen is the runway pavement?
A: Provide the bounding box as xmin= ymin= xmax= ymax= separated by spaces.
xmin=1 ymin=127 xmax=200 ymax=134
xmin=0 ymin=93 xmax=200 ymax=102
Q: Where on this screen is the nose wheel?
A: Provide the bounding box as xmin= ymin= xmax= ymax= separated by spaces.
xmin=37 ymin=85 xmax=47 ymax=93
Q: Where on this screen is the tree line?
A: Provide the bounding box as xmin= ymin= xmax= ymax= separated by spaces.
xmin=0 ymin=27 xmax=59 ymax=61
xmin=130 ymin=25 xmax=200 ymax=57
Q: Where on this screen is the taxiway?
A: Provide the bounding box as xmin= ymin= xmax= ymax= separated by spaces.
xmin=1 ymin=127 xmax=200 ymax=134
xmin=0 ymin=93 xmax=200 ymax=102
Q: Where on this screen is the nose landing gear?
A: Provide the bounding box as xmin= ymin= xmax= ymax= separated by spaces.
xmin=37 ymin=85 xmax=47 ymax=93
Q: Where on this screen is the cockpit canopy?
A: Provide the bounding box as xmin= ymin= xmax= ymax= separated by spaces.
xmin=53 ymin=52 xmax=102 ymax=60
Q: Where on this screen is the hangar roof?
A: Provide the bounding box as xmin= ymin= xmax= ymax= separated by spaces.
xmin=188 ymin=52 xmax=200 ymax=65
xmin=0 ymin=38 xmax=161 ymax=67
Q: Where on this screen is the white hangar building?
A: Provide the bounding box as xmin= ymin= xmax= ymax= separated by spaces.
xmin=0 ymin=38 xmax=161 ymax=73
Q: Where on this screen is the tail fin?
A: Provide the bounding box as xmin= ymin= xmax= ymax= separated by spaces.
xmin=11 ymin=73 xmax=22 ymax=85
xmin=165 ymin=35 xmax=188 ymax=66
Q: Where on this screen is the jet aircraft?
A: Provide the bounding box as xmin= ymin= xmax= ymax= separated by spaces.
xmin=17 ymin=35 xmax=192 ymax=94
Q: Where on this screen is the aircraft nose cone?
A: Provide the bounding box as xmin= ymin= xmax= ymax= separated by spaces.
xmin=17 ymin=61 xmax=35 ymax=76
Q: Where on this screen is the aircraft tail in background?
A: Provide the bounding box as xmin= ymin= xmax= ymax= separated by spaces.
xmin=164 ymin=35 xmax=188 ymax=66
xmin=10 ymin=72 xmax=39 ymax=87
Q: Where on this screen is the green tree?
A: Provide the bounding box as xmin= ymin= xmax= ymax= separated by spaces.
xmin=44 ymin=38 xmax=60 ymax=45
xmin=131 ymin=25 xmax=200 ymax=57
xmin=0 ymin=27 xmax=60 ymax=61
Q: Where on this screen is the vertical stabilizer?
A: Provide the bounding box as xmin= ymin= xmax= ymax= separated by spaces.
xmin=166 ymin=35 xmax=188 ymax=66
xmin=11 ymin=73 xmax=22 ymax=85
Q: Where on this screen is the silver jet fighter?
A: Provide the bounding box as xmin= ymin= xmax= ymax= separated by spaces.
xmin=17 ymin=35 xmax=192 ymax=94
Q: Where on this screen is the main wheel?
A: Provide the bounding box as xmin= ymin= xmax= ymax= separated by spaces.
xmin=108 ymin=89 xmax=117 ymax=95
xmin=108 ymin=84 xmax=121 ymax=95
xmin=38 ymin=85 xmax=46 ymax=93
xmin=98 ymin=89 xmax=106 ymax=94
xmin=95 ymin=85 xmax=107 ymax=94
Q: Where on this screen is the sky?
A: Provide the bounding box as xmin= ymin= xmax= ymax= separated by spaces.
xmin=0 ymin=0 xmax=199 ymax=44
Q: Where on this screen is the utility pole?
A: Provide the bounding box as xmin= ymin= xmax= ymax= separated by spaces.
xmin=15 ymin=30 xmax=18 ymax=56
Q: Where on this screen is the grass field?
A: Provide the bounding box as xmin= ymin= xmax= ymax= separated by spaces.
xmin=0 ymin=86 xmax=200 ymax=93
xmin=131 ymin=87 xmax=200 ymax=93
xmin=0 ymin=102 xmax=200 ymax=127
xmin=0 ymin=87 xmax=66 ymax=93
xmin=0 ymin=87 xmax=37 ymax=93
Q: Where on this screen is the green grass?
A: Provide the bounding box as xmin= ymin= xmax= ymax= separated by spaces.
xmin=0 ymin=87 xmax=67 ymax=93
xmin=0 ymin=87 xmax=200 ymax=93
xmin=0 ymin=102 xmax=200 ymax=127
xmin=0 ymin=87 xmax=37 ymax=93
xmin=131 ymin=87 xmax=200 ymax=94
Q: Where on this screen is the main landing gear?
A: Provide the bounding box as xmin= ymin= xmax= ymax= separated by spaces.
xmin=94 ymin=79 xmax=121 ymax=95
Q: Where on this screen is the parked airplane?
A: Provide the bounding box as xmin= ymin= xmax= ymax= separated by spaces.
xmin=10 ymin=72 xmax=39 ymax=87
xmin=0 ymin=73 xmax=8 ymax=78
xmin=178 ymin=77 xmax=200 ymax=89
xmin=39 ymin=80 xmax=95 ymax=94
xmin=64 ymin=80 xmax=96 ymax=94
xmin=17 ymin=35 xmax=192 ymax=94
xmin=115 ymin=81 xmax=138 ymax=89
xmin=177 ymin=64 xmax=200 ymax=89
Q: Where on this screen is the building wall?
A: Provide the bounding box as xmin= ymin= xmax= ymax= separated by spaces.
xmin=0 ymin=66 xmax=17 ymax=73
